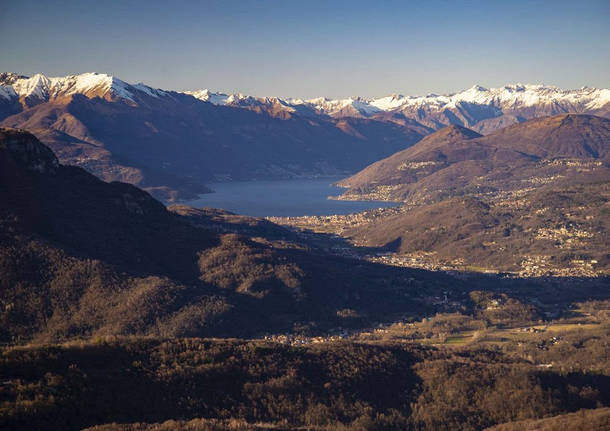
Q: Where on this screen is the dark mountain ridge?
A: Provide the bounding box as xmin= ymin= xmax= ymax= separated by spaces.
xmin=0 ymin=128 xmax=458 ymax=343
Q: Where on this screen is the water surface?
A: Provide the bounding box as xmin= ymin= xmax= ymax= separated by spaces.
xmin=181 ymin=177 xmax=397 ymax=217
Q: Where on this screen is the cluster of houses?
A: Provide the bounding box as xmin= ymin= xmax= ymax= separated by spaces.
xmin=519 ymin=255 xmax=599 ymax=277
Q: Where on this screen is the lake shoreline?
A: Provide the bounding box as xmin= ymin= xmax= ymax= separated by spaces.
xmin=178 ymin=177 xmax=398 ymax=218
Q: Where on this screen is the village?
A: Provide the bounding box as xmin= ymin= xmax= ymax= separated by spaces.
xmin=267 ymin=179 xmax=607 ymax=278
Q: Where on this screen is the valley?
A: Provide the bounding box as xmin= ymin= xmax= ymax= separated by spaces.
xmin=3 ymin=1 xmax=610 ymax=429
xmin=1 ymin=73 xmax=609 ymax=202
xmin=265 ymin=115 xmax=610 ymax=281
xmin=1 ymin=96 xmax=609 ymax=431
xmin=269 ymin=181 xmax=609 ymax=277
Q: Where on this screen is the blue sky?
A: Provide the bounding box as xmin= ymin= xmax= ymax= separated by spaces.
xmin=1 ymin=0 xmax=609 ymax=98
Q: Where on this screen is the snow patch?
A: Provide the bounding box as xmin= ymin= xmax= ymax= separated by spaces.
xmin=133 ymin=83 xmax=167 ymax=98
xmin=185 ymin=89 xmax=230 ymax=105
xmin=0 ymin=85 xmax=17 ymax=100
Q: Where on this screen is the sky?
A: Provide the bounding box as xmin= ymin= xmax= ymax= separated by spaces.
xmin=1 ymin=0 xmax=609 ymax=99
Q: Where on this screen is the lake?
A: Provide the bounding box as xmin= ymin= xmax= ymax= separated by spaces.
xmin=180 ymin=177 xmax=398 ymax=217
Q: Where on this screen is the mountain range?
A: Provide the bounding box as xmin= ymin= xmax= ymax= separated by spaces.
xmin=2 ymin=79 xmax=610 ymax=431
xmin=188 ymin=82 xmax=610 ymax=132
xmin=1 ymin=72 xmax=609 ymax=201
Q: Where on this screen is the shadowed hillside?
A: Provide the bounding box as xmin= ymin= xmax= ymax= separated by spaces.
xmin=1 ymin=335 xmax=609 ymax=431
xmin=0 ymin=128 xmax=463 ymax=343
xmin=0 ymin=91 xmax=427 ymax=201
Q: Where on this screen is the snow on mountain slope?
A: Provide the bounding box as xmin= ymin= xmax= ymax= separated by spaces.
xmin=586 ymin=88 xmax=610 ymax=109
xmin=184 ymin=89 xmax=262 ymax=107
xmin=287 ymin=96 xmax=382 ymax=116
xmin=184 ymin=89 xmax=231 ymax=105
xmin=184 ymin=85 xmax=610 ymax=118
xmin=132 ymin=83 xmax=169 ymax=98
xmin=0 ymin=85 xmax=17 ymax=100
xmin=0 ymin=72 xmax=168 ymax=106
xmin=2 ymin=72 xmax=609 ymax=129
xmin=184 ymin=89 xmax=297 ymax=113
xmin=380 ymin=84 xmax=610 ymax=111
xmin=369 ymin=94 xmax=409 ymax=111
xmin=355 ymin=84 xmax=609 ymax=114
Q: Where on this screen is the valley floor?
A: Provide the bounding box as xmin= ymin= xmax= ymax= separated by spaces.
xmin=2 ymin=298 xmax=608 ymax=431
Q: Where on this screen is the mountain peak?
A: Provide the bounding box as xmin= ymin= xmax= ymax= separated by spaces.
xmin=432 ymin=124 xmax=482 ymax=140
xmin=0 ymin=72 xmax=143 ymax=106
xmin=0 ymin=127 xmax=59 ymax=174
xmin=394 ymin=123 xmax=482 ymax=157
xmin=0 ymin=72 xmax=29 ymax=85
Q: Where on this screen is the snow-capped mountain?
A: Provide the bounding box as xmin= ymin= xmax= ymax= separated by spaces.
xmin=289 ymin=96 xmax=383 ymax=117
xmin=0 ymin=72 xmax=428 ymax=202
xmin=1 ymin=71 xmax=609 ymax=202
xmin=370 ymin=84 xmax=610 ymax=112
xmin=2 ymin=72 xmax=609 ymax=129
xmin=183 ymin=89 xmax=232 ymax=105
xmin=0 ymin=72 xmax=168 ymax=108
xmin=179 ymin=81 xmax=610 ymax=132
xmin=289 ymin=84 xmax=610 ymax=132
xmin=180 ymin=82 xmax=610 ymax=121
xmin=183 ymin=89 xmax=300 ymax=116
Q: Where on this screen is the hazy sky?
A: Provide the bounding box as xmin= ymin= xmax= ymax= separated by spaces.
xmin=1 ymin=0 xmax=609 ymax=98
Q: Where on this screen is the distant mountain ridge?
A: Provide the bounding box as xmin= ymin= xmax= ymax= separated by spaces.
xmin=3 ymin=72 xmax=609 ymax=129
xmin=183 ymin=82 xmax=610 ymax=134
xmin=187 ymin=83 xmax=610 ymax=122
xmin=1 ymin=72 xmax=609 ymax=201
